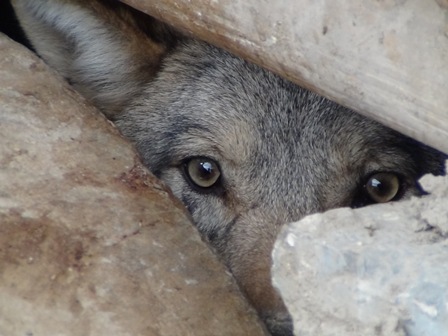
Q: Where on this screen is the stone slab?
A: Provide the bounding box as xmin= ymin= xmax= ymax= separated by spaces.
xmin=0 ymin=34 xmax=267 ymax=336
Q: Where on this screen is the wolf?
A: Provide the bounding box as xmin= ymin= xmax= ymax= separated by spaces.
xmin=10 ymin=0 xmax=447 ymax=334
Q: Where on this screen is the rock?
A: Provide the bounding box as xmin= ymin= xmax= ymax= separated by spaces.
xmin=272 ymin=164 xmax=448 ymax=336
xmin=0 ymin=33 xmax=268 ymax=336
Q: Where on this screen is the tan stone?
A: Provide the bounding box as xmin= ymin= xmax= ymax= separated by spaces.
xmin=0 ymin=34 xmax=267 ymax=336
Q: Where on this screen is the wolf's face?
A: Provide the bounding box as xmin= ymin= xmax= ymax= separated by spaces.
xmin=12 ymin=1 xmax=447 ymax=335
xmin=116 ymin=41 xmax=446 ymax=334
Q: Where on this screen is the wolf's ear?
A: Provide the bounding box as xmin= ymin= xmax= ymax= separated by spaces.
xmin=11 ymin=0 xmax=178 ymax=118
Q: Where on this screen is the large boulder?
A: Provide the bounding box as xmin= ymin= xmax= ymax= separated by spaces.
xmin=0 ymin=34 xmax=267 ymax=336
xmin=273 ymin=165 xmax=448 ymax=336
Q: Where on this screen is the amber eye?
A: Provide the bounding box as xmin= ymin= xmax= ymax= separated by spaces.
xmin=185 ymin=157 xmax=221 ymax=189
xmin=364 ymin=172 xmax=400 ymax=203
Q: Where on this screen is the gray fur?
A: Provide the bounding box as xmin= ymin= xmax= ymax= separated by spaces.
xmin=12 ymin=1 xmax=447 ymax=335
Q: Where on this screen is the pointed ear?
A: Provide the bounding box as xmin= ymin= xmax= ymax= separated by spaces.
xmin=11 ymin=0 xmax=178 ymax=118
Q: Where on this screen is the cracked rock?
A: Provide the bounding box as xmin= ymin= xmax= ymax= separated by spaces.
xmin=273 ymin=163 xmax=448 ymax=336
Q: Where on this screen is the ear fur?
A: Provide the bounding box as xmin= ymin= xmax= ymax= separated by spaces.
xmin=11 ymin=0 xmax=178 ymax=118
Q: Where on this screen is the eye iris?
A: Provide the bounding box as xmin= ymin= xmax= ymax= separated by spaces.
xmin=187 ymin=158 xmax=221 ymax=188
xmin=366 ymin=173 xmax=400 ymax=203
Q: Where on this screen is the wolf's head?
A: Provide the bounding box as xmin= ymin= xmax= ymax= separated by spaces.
xmin=12 ymin=1 xmax=447 ymax=334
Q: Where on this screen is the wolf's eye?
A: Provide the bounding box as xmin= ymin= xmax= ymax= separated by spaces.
xmin=364 ymin=172 xmax=400 ymax=203
xmin=185 ymin=157 xmax=221 ymax=189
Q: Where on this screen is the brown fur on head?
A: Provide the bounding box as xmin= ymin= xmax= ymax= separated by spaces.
xmin=12 ymin=1 xmax=447 ymax=334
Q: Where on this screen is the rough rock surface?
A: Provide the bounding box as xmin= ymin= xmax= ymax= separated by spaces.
xmin=273 ymin=164 xmax=448 ymax=336
xmin=0 ymin=34 xmax=268 ymax=336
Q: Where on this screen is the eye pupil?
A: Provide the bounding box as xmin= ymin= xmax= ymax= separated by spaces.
xmin=186 ymin=157 xmax=221 ymax=189
xmin=199 ymin=162 xmax=214 ymax=178
xmin=370 ymin=178 xmax=381 ymax=188
xmin=369 ymin=178 xmax=388 ymax=196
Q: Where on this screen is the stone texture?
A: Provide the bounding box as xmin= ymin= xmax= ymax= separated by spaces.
xmin=0 ymin=34 xmax=268 ymax=336
xmin=273 ymin=164 xmax=448 ymax=336
xmin=120 ymin=0 xmax=448 ymax=154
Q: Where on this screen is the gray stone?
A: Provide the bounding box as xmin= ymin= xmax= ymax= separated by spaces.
xmin=273 ymin=164 xmax=448 ymax=336
xmin=0 ymin=34 xmax=268 ymax=336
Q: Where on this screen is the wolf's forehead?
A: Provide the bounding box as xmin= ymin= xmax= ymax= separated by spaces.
xmin=170 ymin=105 xmax=348 ymax=166
xmin=171 ymin=116 xmax=258 ymax=165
